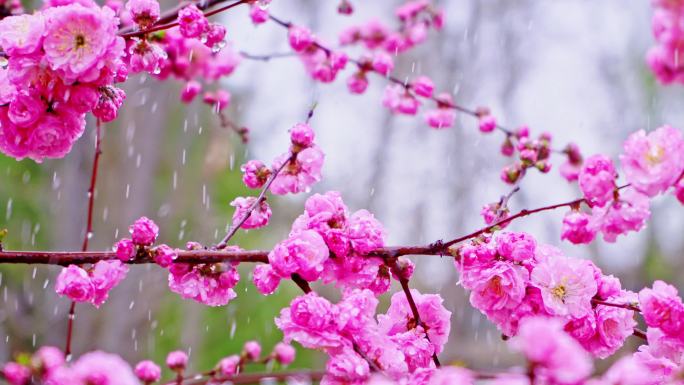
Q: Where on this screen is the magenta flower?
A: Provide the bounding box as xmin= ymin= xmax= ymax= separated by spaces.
xmin=290 ymin=122 xmax=315 ymax=148
xmin=252 ymin=264 xmax=281 ymax=295
xmin=347 ymin=209 xmax=385 ymax=254
xmin=511 ymin=317 xmax=592 ymax=384
xmin=620 ymin=126 xmax=684 ymax=197
xmin=479 ymin=114 xmax=497 ymax=133
xmin=115 ymin=238 xmax=136 ymax=261
xmin=2 ymin=363 xmax=30 ymax=385
xmin=129 ymin=216 xmax=159 ymax=246
xmin=371 ymin=51 xmax=394 ymax=75
xmin=427 ymin=367 xmax=474 ymax=385
xmin=178 ymin=4 xmax=208 ymax=38
xmin=89 ymin=260 xmax=129 ymax=307
xmin=55 ymin=265 xmax=94 ymax=303
xmin=639 ymin=280 xmax=684 ymax=336
xmin=273 ymin=342 xmax=296 ymax=365
xmin=288 ymin=25 xmax=314 ymax=52
xmin=43 ymin=4 xmax=125 ymax=84
xmin=71 ymin=351 xmax=140 ymax=385
xmin=34 ymin=346 xmax=65 ymax=374
xmin=249 ymin=4 xmax=269 ymax=24
xmin=0 ymin=14 xmax=45 ymax=56
xmin=126 ymin=0 xmax=160 ymax=29
xmin=578 ymin=154 xmax=617 ymax=207
xmin=181 ymin=81 xmax=202 ymax=103
xmin=424 ymin=107 xmax=455 ymax=129
xmin=218 ymin=355 xmax=240 ymax=376
xmin=8 ymin=90 xmax=46 ymax=128
xmin=268 ymin=230 xmax=329 ymax=281
xmin=378 ymin=289 xmax=451 ymax=354
xmin=92 ymin=86 xmax=126 ymax=122
xmin=347 ymin=72 xmax=369 ymax=94
xmin=166 ymin=350 xmax=188 ymax=371
xmin=560 ymin=211 xmax=597 ymax=244
xmin=324 ymin=349 xmax=370 ymax=384
xmin=230 ymin=197 xmax=272 ymax=230
xmin=468 ymin=261 xmax=529 ymax=312
xmin=275 ymin=292 xmax=343 ymax=350
xmin=241 ymin=160 xmax=271 ymax=189
xmin=168 ymin=263 xmax=239 ymax=306
xmin=591 ymin=188 xmax=651 ymax=243
xmin=496 ymin=231 xmax=537 ymax=263
xmin=243 ymin=341 xmax=261 ymax=361
xmin=411 ymin=76 xmax=434 ymax=98
xmin=531 ymin=256 xmax=597 ymax=317
xmin=153 ymin=244 xmax=177 ymax=268
xmin=134 ymin=360 xmax=161 ymax=383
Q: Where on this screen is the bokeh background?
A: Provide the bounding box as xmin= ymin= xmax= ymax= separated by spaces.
xmin=1 ymin=0 xmax=683 ymax=378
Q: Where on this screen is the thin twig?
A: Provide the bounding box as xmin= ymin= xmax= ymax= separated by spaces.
xmin=65 ymin=120 xmax=104 ymax=359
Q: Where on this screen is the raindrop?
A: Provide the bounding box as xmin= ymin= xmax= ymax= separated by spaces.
xmin=6 ymin=198 xmax=12 ymax=220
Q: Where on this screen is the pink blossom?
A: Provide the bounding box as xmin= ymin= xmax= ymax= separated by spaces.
xmin=273 ymin=342 xmax=296 ymax=365
xmin=378 ymin=289 xmax=451 ymax=354
xmin=178 ymin=4 xmax=208 ymax=38
xmin=8 ymin=90 xmax=46 ymax=128
xmin=468 ymin=261 xmax=529 ymax=312
xmin=560 ymin=211 xmax=596 ymax=244
xmin=371 ymin=51 xmax=394 ymax=75
xmin=71 ymin=351 xmax=140 ymax=385
xmin=480 ymin=202 xmax=509 ymax=227
xmin=2 ymin=363 xmax=30 ymax=385
xmin=290 ymin=123 xmax=315 ymax=148
xmin=128 ymin=40 xmax=167 ymax=74
xmin=478 ymin=114 xmax=497 ymax=133
xmin=268 ymin=230 xmax=329 ymax=281
xmin=578 ymin=154 xmax=617 ymax=207
xmin=43 ymin=4 xmax=125 ymax=84
xmin=134 ymin=360 xmax=161 ymax=383
xmin=347 ymin=209 xmax=385 ymax=254
xmin=125 ymin=0 xmax=159 ymax=29
xmin=55 ymin=265 xmax=94 ymax=303
xmin=92 ymin=86 xmax=126 ymax=122
xmin=347 ymin=72 xmax=369 ymax=94
xmin=496 ymin=231 xmax=537 ymax=263
xmin=587 ymin=356 xmax=652 ymax=385
xmin=217 ymin=355 xmax=240 ymax=376
xmin=270 ymin=147 xmax=325 ymax=195
xmin=639 ymin=280 xmax=684 ymax=337
xmin=531 ymin=256 xmax=597 ymax=317
xmin=34 ymin=346 xmax=65 ymax=374
xmin=204 ymin=23 xmax=226 ymax=48
xmin=411 ymin=76 xmax=434 ymax=98
xmin=427 ymin=367 xmax=474 ymax=385
xmin=230 ymin=197 xmax=272 ymax=230
xmin=129 ymin=216 xmax=159 ymax=246
xmin=241 ymin=160 xmax=271 ymax=189
xmin=115 ymin=238 xmax=136 ymax=261
xmin=324 ymin=349 xmax=370 ymax=384
xmin=252 ymin=264 xmax=281 ymax=295
xmin=591 ymin=188 xmax=651 ymax=243
xmin=512 ymin=317 xmax=592 ymax=384
xmin=243 ymin=341 xmax=261 ymax=361
xmin=424 ymin=95 xmax=455 ymax=129
xmin=181 ymin=81 xmax=202 ymax=103
xmin=249 ymin=4 xmax=269 ymax=24
xmin=203 ymin=90 xmax=231 ymax=110
xmin=27 ymin=111 xmax=86 ymax=162
xmin=275 ymin=292 xmax=343 ymax=350
xmin=166 ymin=350 xmax=188 ymax=371
xmin=89 ymin=260 xmax=128 ymax=307
xmin=0 ymin=14 xmax=45 ymax=56
xmin=288 ymin=25 xmax=314 ymax=52
xmin=168 ymin=262 xmax=239 ymax=306
xmin=620 ymin=126 xmax=684 ymax=197
xmin=153 ymin=244 xmax=177 ymax=268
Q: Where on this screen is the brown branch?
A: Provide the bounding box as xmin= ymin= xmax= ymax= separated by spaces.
xmin=396 ymin=276 xmax=441 ymax=367
xmin=592 ymin=298 xmax=641 ymax=312
xmin=65 ymin=119 xmax=104 ymax=358
xmin=119 ymin=0 xmax=251 ymax=39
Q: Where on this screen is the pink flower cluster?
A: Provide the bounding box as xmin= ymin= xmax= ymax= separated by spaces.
xmin=253 ymin=191 xmax=393 ymax=295
xmin=55 ymin=260 xmax=128 ymax=307
xmin=276 ymin=288 xmax=451 ymax=384
xmin=648 ymin=0 xmax=684 ymax=84
xmin=167 ymin=242 xmax=240 ymax=306
xmin=288 ymin=24 xmax=348 ymax=83
xmin=3 ymin=349 xmax=139 ymax=385
xmin=241 ymin=122 xmax=324 ymax=195
xmin=456 ymin=231 xmax=637 ymax=358
xmin=339 ymin=0 xmax=444 ymax=54
xmin=0 ymin=2 xmax=126 ymax=161
xmin=561 ymin=126 xmax=684 ymax=245
xmin=499 ymin=128 xmax=553 ymax=184
xmin=632 ymin=280 xmax=684 ymax=383
xmin=229 ymin=196 xmax=272 ymax=230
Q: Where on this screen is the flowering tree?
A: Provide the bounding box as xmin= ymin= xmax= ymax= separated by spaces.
xmin=0 ymin=0 xmax=684 ymax=384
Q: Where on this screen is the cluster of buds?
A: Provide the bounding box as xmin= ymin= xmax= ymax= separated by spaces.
xmin=500 ymin=127 xmax=553 ymax=184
